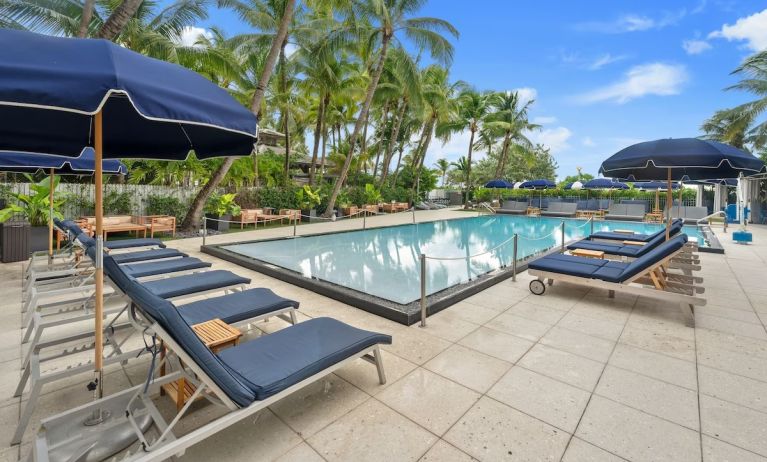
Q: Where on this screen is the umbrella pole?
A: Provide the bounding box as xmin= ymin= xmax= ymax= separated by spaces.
xmin=666 ymin=168 xmax=672 ymax=240
xmin=655 ymin=189 xmax=659 ymax=212
xmin=678 ymin=183 xmax=683 ymax=218
xmin=86 ymin=110 xmax=106 ymax=424
xmin=48 ymin=168 xmax=54 ymax=265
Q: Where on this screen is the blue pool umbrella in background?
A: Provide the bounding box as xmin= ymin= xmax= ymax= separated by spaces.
xmin=600 ymin=138 xmax=766 ymax=238
xmin=0 ymin=148 xmax=127 ymax=261
xmin=484 ymin=179 xmax=514 ymax=188
xmin=582 ymin=178 xmax=629 ymax=190
xmin=564 ymin=181 xmax=583 ymax=190
xmin=0 ymin=28 xmax=257 ymax=449
xmin=520 ymin=179 xmax=556 ymax=208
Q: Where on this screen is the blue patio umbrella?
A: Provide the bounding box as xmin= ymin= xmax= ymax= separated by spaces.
xmin=0 ymin=28 xmax=258 ymax=438
xmin=0 ymin=149 xmax=127 ymax=260
xmin=632 ymin=181 xmax=681 ymax=212
xmin=582 ymin=178 xmax=628 ymax=190
xmin=600 ymin=138 xmax=766 ymax=238
xmin=484 ymin=179 xmax=514 ymax=188
xmin=519 ymin=179 xmax=556 ymax=208
xmin=563 ymin=181 xmax=583 ymax=190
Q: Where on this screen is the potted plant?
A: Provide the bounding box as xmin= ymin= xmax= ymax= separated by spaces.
xmin=0 ymin=175 xmax=64 ymax=253
xmin=204 ymin=193 xmax=241 ymax=231
xmin=296 ymin=185 xmax=323 ymax=222
xmin=364 ymin=183 xmax=383 ymax=208
xmin=337 ymin=191 xmax=358 ymax=217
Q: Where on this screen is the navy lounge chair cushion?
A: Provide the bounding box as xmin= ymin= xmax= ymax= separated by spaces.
xmin=589 ymin=219 xmax=683 ymax=242
xmin=619 ymin=234 xmax=687 ymax=281
xmin=528 ymin=254 xmax=608 ymax=278
xmin=179 ymin=288 xmax=299 ymax=325
xmin=141 ymin=270 xmax=250 ymax=299
xmin=122 ymin=257 xmax=211 ymax=278
xmin=104 ymin=238 xmax=166 ymax=250
xmin=218 ymin=317 xmax=392 ymax=400
xmin=569 ymin=223 xmax=681 ymax=258
xmin=110 ymin=248 xmax=186 ymax=264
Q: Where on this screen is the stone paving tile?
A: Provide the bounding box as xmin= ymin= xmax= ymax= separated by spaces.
xmin=382 ymin=327 xmax=451 ymax=365
xmin=335 ymin=350 xmax=417 ymax=396
xmin=699 ymin=394 xmax=767 ymax=457
xmin=517 ymin=343 xmax=604 ymax=391
xmin=556 ymin=312 xmax=625 ymax=342
xmin=275 ymin=442 xmax=325 ymax=462
xmin=697 ymin=340 xmax=767 ymax=382
xmin=561 ymin=437 xmax=627 ymax=462
xmin=575 ymin=396 xmax=701 ymax=462
xmin=308 ymin=399 xmax=437 ymax=462
xmin=695 ymin=304 xmax=763 ymax=324
xmin=418 ymin=440 xmax=474 ymax=462
xmin=504 ymin=300 xmax=568 ymax=325
xmin=444 ymin=396 xmax=570 ymax=462
xmin=412 ymin=310 xmax=479 ymax=342
xmin=424 ymin=344 xmax=511 ymax=393
xmin=457 ymin=326 xmax=534 ymax=363
xmin=484 ymin=312 xmax=552 ymax=342
xmin=595 ymin=366 xmax=700 ymax=430
xmin=608 ymin=343 xmax=698 ymax=390
xmin=698 ymin=365 xmax=767 ymax=413
xmin=618 ymin=324 xmax=696 ymax=362
xmin=377 ymin=368 xmax=480 ymax=436
xmin=540 ymin=327 xmax=615 ymax=363
xmin=447 ymin=300 xmax=502 ymax=325
xmin=702 ymin=435 xmax=767 ymax=462
xmin=488 ymin=366 xmax=590 ymax=433
xmin=696 ymin=315 xmax=767 ymax=341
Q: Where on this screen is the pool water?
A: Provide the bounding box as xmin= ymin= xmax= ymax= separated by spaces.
xmin=222 ymin=215 xmax=706 ymax=304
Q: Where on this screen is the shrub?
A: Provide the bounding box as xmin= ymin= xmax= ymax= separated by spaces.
xmin=104 ymin=190 xmax=133 ymax=215
xmin=145 ymin=194 xmax=188 ymax=221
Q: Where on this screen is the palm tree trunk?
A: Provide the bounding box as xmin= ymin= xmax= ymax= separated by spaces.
xmin=410 ymin=119 xmax=435 ymax=202
xmin=319 ymin=125 xmax=327 ymax=182
xmin=96 ymin=0 xmax=143 ymax=40
xmin=309 ymin=96 xmax=326 ymax=185
xmin=495 ymin=131 xmax=511 ymax=178
xmin=279 ymin=41 xmax=291 ymax=184
xmin=372 ymin=100 xmax=391 ymax=178
xmin=392 ymin=142 xmax=405 ymax=185
xmin=379 ymin=99 xmax=406 ymax=185
xmin=77 ymin=0 xmax=95 ymax=38
xmin=323 ymin=34 xmax=391 ymax=217
xmin=464 ymin=129 xmax=476 ymax=208
xmin=180 ymin=0 xmax=295 ymax=231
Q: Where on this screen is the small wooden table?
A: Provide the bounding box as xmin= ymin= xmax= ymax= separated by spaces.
xmin=570 ymin=248 xmax=605 ymax=259
xmin=526 ymin=207 xmax=541 ymax=216
xmin=644 ymin=212 xmax=664 ymax=223
xmin=576 ymin=210 xmax=606 ymax=220
xmin=162 ymin=319 xmax=242 ymax=410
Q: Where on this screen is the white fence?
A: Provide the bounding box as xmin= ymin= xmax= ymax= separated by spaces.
xmin=1 ymin=182 xmax=200 ymax=218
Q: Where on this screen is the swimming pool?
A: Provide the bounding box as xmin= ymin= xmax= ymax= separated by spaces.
xmin=214 ymin=215 xmax=708 ymax=308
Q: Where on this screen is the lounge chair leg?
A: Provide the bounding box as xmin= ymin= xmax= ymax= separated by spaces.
xmin=373 ymin=346 xmax=386 ymax=385
xmin=289 ymin=310 xmax=297 ymax=325
xmin=680 ymin=303 xmax=695 ymax=327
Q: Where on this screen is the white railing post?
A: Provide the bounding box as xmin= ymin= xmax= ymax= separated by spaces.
xmin=419 ymin=253 xmax=427 ymax=327
xmin=560 ymin=221 xmax=565 ymax=252
xmin=590 ymin=216 xmax=594 ymax=236
xmin=512 ymin=233 xmax=518 ymax=282
xmin=293 ymin=217 xmax=297 ymax=237
xmin=202 ymin=216 xmax=207 ymax=246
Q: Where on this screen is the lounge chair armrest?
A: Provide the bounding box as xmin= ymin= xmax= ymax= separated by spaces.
xmin=622 ymin=240 xmax=646 ymax=246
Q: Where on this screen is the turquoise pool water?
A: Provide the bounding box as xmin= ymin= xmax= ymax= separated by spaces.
xmin=222 ymin=216 xmax=706 ymax=304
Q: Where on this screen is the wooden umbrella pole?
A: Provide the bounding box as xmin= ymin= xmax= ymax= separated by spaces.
xmin=89 ymin=110 xmax=106 ymax=419
xmin=666 ymin=168 xmax=672 ymax=240
xmin=48 ymin=168 xmax=54 ymax=264
xmin=655 ymin=189 xmax=659 ymax=212
xmin=678 ymin=182 xmax=683 ymax=217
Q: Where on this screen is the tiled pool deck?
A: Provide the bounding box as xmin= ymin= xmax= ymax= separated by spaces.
xmin=1 ymin=209 xmax=766 ymax=461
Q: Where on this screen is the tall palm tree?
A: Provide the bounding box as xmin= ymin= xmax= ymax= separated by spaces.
xmin=485 ymin=91 xmax=539 ymax=178
xmin=436 ymin=89 xmax=492 ymax=207
xmin=434 ymin=158 xmax=449 ymax=186
xmin=450 ymin=155 xmax=469 ymax=190
xmin=322 ymin=0 xmax=458 ymax=216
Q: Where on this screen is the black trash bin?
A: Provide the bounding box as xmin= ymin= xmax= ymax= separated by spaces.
xmin=1 ymin=220 xmax=30 ymax=263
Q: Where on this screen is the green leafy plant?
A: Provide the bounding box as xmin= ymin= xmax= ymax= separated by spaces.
xmin=363 ymin=183 xmax=382 ymax=204
xmin=295 ymin=185 xmax=322 ymax=210
xmin=0 ymin=175 xmax=64 ymax=226
xmin=104 ymin=190 xmax=133 ymax=215
xmin=145 ymin=194 xmax=188 ymax=221
xmin=204 ymin=193 xmax=241 ymax=216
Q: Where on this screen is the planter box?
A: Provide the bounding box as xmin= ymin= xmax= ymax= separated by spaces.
xmin=30 ymin=226 xmax=49 ymax=253
xmin=341 ymin=206 xmax=358 ymax=217
xmin=205 ymin=214 xmax=232 ymax=232
xmin=1 ymin=221 xmax=30 ymax=263
xmin=301 ymin=209 xmax=318 ymax=223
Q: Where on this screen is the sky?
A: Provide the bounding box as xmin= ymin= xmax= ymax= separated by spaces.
xmin=184 ymin=0 xmax=767 ymax=180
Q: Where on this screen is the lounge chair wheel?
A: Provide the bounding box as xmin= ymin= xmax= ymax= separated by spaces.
xmin=529 ymin=279 xmax=546 ymax=295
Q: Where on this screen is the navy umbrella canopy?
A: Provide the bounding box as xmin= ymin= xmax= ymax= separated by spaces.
xmin=599 ymin=138 xmax=766 ymax=181
xmin=633 ymin=181 xmax=680 ymax=190
xmin=0 ymin=149 xmax=127 ymax=175
xmin=0 ymin=29 xmax=257 ymax=159
xmin=519 ymin=179 xmax=556 ymax=189
xmin=484 ymin=179 xmax=514 ymax=188
xmin=582 ymin=178 xmax=628 ymax=190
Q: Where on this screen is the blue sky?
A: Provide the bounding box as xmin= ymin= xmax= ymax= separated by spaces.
xmin=187 ymin=0 xmax=767 ymax=179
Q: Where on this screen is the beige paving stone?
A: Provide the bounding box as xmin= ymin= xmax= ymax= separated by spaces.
xmin=424 ymin=344 xmax=511 ymax=393
xmin=463 ymin=288 xmax=524 ymax=312
xmin=608 ymin=343 xmax=697 ymax=390
xmin=557 ymin=312 xmax=625 ymax=341
xmin=457 ymin=326 xmax=534 ymax=363
xmin=419 ymin=440 xmax=474 ymax=462
xmin=275 ymin=442 xmax=325 ymax=462
xmin=561 ymin=437 xmax=626 ymax=462
xmin=378 ymin=369 xmax=480 ymax=436
xmin=505 ymin=300 xmax=568 ymax=325
xmin=521 ymin=290 xmax=583 ymax=311
xmin=697 ymin=340 xmax=767 ymax=382
xmin=699 ymin=365 xmax=767 ymax=413
xmin=696 ymin=328 xmax=767 ymax=359
xmin=447 ymin=300 xmax=501 ymax=325
xmin=695 ymin=304 xmax=762 ymax=324
xmin=0 ymin=446 xmax=19 ymax=462
xmin=575 ymin=396 xmax=700 ymax=462
xmin=413 ymin=310 xmax=479 ymax=342
xmin=485 ymin=312 xmax=552 ymax=342
xmin=335 ymin=350 xmax=417 ymax=396
xmin=308 ymin=399 xmax=437 ymax=462
xmin=518 ymin=343 xmax=604 ymax=391
xmin=269 ymin=375 xmax=369 ymax=438
xmin=702 ymin=435 xmax=767 ymax=462
xmin=700 ymin=394 xmax=767 ymax=457
xmin=444 ymin=396 xmax=569 ymax=461
xmin=382 ymin=327 xmax=451 ymax=365
xmin=540 ymin=327 xmax=615 ymax=363
xmin=0 ymin=403 xmax=18 ymax=446
xmin=696 ymin=315 xmax=767 ymax=341
xmin=618 ymin=325 xmax=695 ymax=362
xmin=595 ymin=366 xmax=699 ymax=430
xmin=488 ymin=366 xmax=590 ymax=433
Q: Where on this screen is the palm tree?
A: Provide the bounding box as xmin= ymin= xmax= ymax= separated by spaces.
xmin=450 ymin=156 xmax=469 ymax=190
xmin=436 ymin=89 xmax=492 ymax=207
xmin=322 ymin=0 xmax=458 ymax=216
xmin=485 ymin=91 xmax=539 ymax=178
xmin=434 ymin=158 xmax=449 ymax=186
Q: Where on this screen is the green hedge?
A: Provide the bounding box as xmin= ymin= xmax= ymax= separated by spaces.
xmin=474 ymin=187 xmax=697 ymax=203
xmin=145 ymin=194 xmax=189 ymax=221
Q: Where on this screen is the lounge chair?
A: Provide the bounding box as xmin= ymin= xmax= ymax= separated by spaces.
xmin=528 ymin=234 xmax=705 ymax=325
xmin=542 ymin=202 xmax=577 ymax=217
xmin=681 ymin=206 xmax=709 ymax=223
xmin=495 ymin=200 xmax=528 ymax=214
xmin=588 ymin=219 xmax=684 ymax=243
xmin=33 ymin=258 xmax=391 ymax=460
xmin=566 ymin=223 xmax=682 ymax=259
xmin=605 ymin=203 xmax=646 ymax=220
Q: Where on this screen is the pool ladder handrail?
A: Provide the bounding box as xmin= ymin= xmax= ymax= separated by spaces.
xmin=697 ymin=210 xmax=728 ymax=232
xmin=477 ymin=203 xmax=496 ymax=215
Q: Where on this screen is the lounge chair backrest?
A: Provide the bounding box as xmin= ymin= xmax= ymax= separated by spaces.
xmin=576 ymin=200 xmax=588 ymax=210
xmin=76 ymin=234 xmax=96 ymax=248
xmin=619 ymin=234 xmax=688 ymax=281
xmin=561 ymin=203 xmax=578 ymax=214
xmin=625 ymin=204 xmax=645 ymax=217
xmin=608 ymin=204 xmax=627 ymax=215
xmin=102 ymin=254 xmax=256 ymax=407
xmin=683 ymin=207 xmax=708 ymax=220
xmin=547 ymin=202 xmax=562 ymax=213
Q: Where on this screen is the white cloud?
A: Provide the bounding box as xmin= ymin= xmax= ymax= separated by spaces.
xmin=512 ymin=87 xmax=537 ymax=106
xmin=575 ymin=63 xmax=688 ymax=104
xmin=177 ymin=26 xmax=212 ymax=47
xmin=533 ymin=116 xmax=557 ymax=124
xmin=588 ymin=53 xmax=627 ymax=70
xmin=575 ymin=10 xmax=686 ymax=34
xmin=682 ymin=39 xmax=712 ymax=54
xmin=709 ymin=9 xmax=767 ymax=51
xmin=423 ymin=129 xmax=474 ymax=168
xmin=529 ymin=127 xmax=573 ymax=154
xmin=582 ymin=137 xmax=596 ymax=147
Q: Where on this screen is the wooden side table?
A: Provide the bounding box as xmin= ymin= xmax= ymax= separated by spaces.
xmin=570 ymin=248 xmax=605 ymax=259
xmin=644 ymin=212 xmax=664 ymax=223
xmin=162 ymin=319 xmax=242 ymax=410
xmin=527 ymin=207 xmax=541 ymax=216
